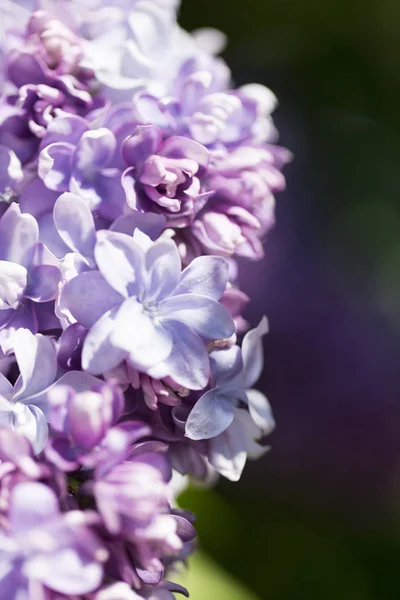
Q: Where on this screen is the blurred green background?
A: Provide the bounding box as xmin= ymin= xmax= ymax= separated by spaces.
xmin=177 ymin=1 xmax=400 ymax=599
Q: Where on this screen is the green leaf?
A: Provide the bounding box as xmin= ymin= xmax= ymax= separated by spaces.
xmin=176 ymin=551 xmax=260 ymax=600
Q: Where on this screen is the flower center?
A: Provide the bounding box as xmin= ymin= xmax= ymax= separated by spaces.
xmin=141 ymin=300 xmax=159 ymax=319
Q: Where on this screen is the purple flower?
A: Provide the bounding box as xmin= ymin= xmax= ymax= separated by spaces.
xmin=0 ymin=328 xmax=101 ymax=454
xmin=133 ymin=60 xmax=275 ymax=148
xmin=189 ymin=144 xmax=290 ymax=260
xmin=0 ymin=203 xmax=61 ymax=351
xmin=7 ymin=10 xmax=94 ymax=106
xmin=45 ymin=381 xmax=127 ymax=471
xmin=185 ymin=317 xmax=275 ymax=440
xmin=0 ymin=481 xmax=107 ymax=597
xmin=38 ymin=115 xmax=126 ymax=220
xmin=207 ymin=406 xmax=271 ymax=481
xmin=93 ymin=440 xmax=195 ymax=578
xmin=122 ymin=125 xmax=211 ymax=227
xmin=61 ymin=230 xmax=235 ymax=389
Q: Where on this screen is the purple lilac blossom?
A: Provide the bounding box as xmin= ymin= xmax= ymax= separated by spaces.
xmin=0 ymin=1 xmax=285 ymax=596
xmin=185 ymin=317 xmax=274 ymax=440
xmin=38 ymin=115 xmax=126 ymax=220
xmin=61 ymin=230 xmax=235 ymax=388
xmin=0 ymin=481 xmax=107 ymax=598
xmin=0 ymin=203 xmax=61 ymax=351
xmin=122 ymin=124 xmax=211 ymax=227
xmin=0 ymin=328 xmax=101 ymax=454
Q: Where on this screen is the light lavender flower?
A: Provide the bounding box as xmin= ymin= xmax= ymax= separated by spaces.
xmin=38 ymin=115 xmax=125 ymax=221
xmin=0 ymin=481 xmax=107 ymax=598
xmin=185 ymin=317 xmax=274 ymax=440
xmin=0 ymin=203 xmax=60 ymax=351
xmin=122 ymin=125 xmax=211 ymax=227
xmin=61 ymin=230 xmax=234 ymax=389
xmin=0 ymin=328 xmax=100 ymax=454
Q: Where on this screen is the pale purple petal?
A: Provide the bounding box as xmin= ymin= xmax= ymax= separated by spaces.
xmin=38 ymin=143 xmax=74 ymax=192
xmin=54 ymin=192 xmax=96 ymax=258
xmin=0 ymin=304 xmax=38 ymax=354
xmin=208 ymin=418 xmax=247 ymax=482
xmin=110 ymin=211 xmax=166 ymax=239
xmin=13 ymin=331 xmax=57 ymax=401
xmin=41 ymin=114 xmax=88 ymax=148
xmin=9 ymin=482 xmax=59 ymax=533
xmin=31 ymin=547 xmax=103 ymax=595
xmin=0 ymin=204 xmax=38 ymax=267
xmin=159 ymin=294 xmax=235 ymax=340
xmin=0 ymin=372 xmax=13 ymax=397
xmin=72 ymin=128 xmax=116 ymax=175
xmin=25 ymin=265 xmax=61 ymax=302
xmin=62 ymin=271 xmax=124 ymax=328
xmin=111 ymin=297 xmax=173 ymax=369
xmin=162 ymin=321 xmax=209 ymax=390
xmin=161 ymin=136 xmax=209 ymax=169
xmin=245 ymin=388 xmax=275 ymax=434
xmin=0 ymin=261 xmax=27 ymax=310
xmin=185 ymin=389 xmax=234 ymax=440
xmin=145 ymin=238 xmax=181 ymax=302
xmin=172 ymin=256 xmax=229 ymax=300
xmin=95 ymin=231 xmax=145 ymax=299
xmin=241 ymin=316 xmax=268 ymax=388
xmin=210 ymin=345 xmax=243 ymax=386
xmin=0 ymin=146 xmax=22 ymax=191
xmin=82 ymin=307 xmax=128 ymax=375
xmin=122 ymin=125 xmax=162 ymax=167
xmin=23 ymin=404 xmax=49 ymax=454
xmin=38 ymin=212 xmax=70 ymax=259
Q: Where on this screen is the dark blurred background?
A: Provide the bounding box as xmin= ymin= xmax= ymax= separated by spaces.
xmin=178 ymin=1 xmax=400 ymax=598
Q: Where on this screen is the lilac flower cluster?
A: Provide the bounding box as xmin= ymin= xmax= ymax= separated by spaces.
xmin=0 ymin=1 xmax=288 ymax=598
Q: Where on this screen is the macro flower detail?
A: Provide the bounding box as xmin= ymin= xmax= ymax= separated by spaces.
xmin=0 ymin=328 xmax=101 ymax=454
xmin=122 ymin=125 xmax=211 ymax=227
xmin=0 ymin=481 xmax=107 ymax=597
xmin=0 ymin=1 xmax=287 ymax=597
xmin=38 ymin=115 xmax=126 ymax=220
xmin=185 ymin=317 xmax=274 ymax=440
xmin=0 ymin=203 xmax=61 ymax=351
xmin=62 ymin=230 xmax=234 ymax=389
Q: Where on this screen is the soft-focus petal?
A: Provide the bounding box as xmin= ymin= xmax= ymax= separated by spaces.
xmin=41 ymin=114 xmax=88 ymax=148
xmin=9 ymin=482 xmax=59 ymax=533
xmin=31 ymin=546 xmax=104 ymax=595
xmin=185 ymin=389 xmax=234 ymax=440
